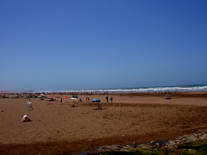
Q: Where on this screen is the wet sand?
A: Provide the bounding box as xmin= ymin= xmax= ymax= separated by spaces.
xmin=0 ymin=92 xmax=207 ymax=154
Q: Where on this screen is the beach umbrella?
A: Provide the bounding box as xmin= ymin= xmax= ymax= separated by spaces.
xmin=48 ymin=95 xmax=53 ymax=98
xmin=92 ymin=99 xmax=101 ymax=110
xmin=92 ymin=99 xmax=100 ymax=102
xmin=72 ymin=95 xmax=78 ymax=98
xmin=70 ymin=98 xmax=78 ymax=101
xmin=70 ymin=98 xmax=78 ymax=107
xmin=64 ymin=96 xmax=70 ymax=102
xmin=40 ymin=94 xmax=46 ymax=97
xmin=51 ymin=92 xmax=55 ymax=95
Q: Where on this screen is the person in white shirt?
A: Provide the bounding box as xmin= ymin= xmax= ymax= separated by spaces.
xmin=21 ymin=114 xmax=32 ymax=122
xmin=27 ymin=98 xmax=33 ymax=110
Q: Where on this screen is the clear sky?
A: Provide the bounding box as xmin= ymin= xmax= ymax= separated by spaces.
xmin=0 ymin=0 xmax=207 ymax=92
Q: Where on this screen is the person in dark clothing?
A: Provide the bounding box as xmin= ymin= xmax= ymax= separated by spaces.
xmin=110 ymin=96 xmax=113 ymax=102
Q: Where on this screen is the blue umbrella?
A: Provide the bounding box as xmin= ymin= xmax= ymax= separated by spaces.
xmin=92 ymin=99 xmax=100 ymax=102
xmin=92 ymin=99 xmax=102 ymax=110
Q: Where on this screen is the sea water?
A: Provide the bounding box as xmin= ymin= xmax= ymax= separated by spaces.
xmin=34 ymin=84 xmax=207 ymax=93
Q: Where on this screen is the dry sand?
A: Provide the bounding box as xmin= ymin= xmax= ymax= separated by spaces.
xmin=0 ymin=92 xmax=207 ymax=154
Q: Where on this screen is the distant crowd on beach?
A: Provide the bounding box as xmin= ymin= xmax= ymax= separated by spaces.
xmin=1 ymin=90 xmax=207 ymax=99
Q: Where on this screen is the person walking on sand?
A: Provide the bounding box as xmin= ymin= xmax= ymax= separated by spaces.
xmin=110 ymin=96 xmax=113 ymax=102
xmin=106 ymin=96 xmax=108 ymax=102
xmin=27 ymin=99 xmax=33 ymax=110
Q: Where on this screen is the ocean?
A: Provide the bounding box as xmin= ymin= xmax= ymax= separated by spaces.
xmin=34 ymin=84 xmax=207 ymax=93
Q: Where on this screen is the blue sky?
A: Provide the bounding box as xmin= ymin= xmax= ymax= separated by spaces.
xmin=0 ymin=0 xmax=207 ymax=92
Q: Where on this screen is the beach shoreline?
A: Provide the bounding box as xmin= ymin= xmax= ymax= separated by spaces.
xmin=0 ymin=92 xmax=207 ymax=154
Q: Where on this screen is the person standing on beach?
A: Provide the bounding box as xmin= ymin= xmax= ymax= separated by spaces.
xmin=110 ymin=96 xmax=113 ymax=102
xmin=106 ymin=96 xmax=108 ymax=102
xmin=27 ymin=99 xmax=33 ymax=110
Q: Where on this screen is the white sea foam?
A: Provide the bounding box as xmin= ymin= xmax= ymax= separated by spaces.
xmin=33 ymin=84 xmax=207 ymax=93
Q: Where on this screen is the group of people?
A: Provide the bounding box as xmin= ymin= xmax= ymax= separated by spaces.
xmin=106 ymin=96 xmax=113 ymax=102
xmin=22 ymin=96 xmax=114 ymax=122
xmin=85 ymin=97 xmax=90 ymax=101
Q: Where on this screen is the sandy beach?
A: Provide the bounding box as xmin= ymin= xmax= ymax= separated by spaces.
xmin=0 ymin=92 xmax=207 ymax=154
